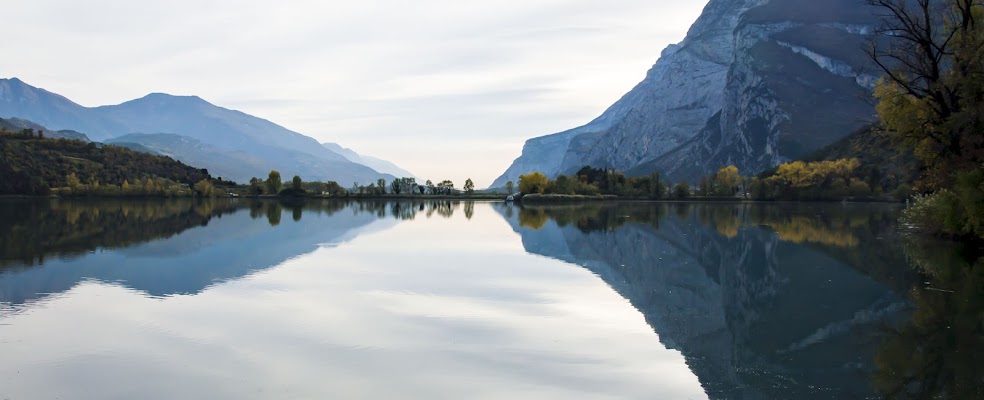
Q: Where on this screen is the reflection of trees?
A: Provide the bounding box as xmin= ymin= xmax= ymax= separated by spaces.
xmin=266 ymin=203 xmax=282 ymax=226
xmin=508 ymin=202 xmax=916 ymax=294
xmin=390 ymin=202 xmax=416 ymax=221
xmin=872 ymin=238 xmax=984 ymax=399
xmin=762 ymin=216 xmax=858 ymax=247
xmin=699 ymin=205 xmax=741 ymax=238
xmin=512 ymin=203 xmax=889 ymax=249
xmin=518 ymin=208 xmax=548 ymax=230
xmin=0 ymin=199 xmax=385 ymax=270
xmin=247 ymin=200 xmax=352 ymax=224
xmin=426 ymin=201 xmax=457 ymax=219
xmin=0 ymin=199 xmax=244 ymax=268
xmin=1 ymin=199 xmax=480 ymax=273
xmin=515 ymin=204 xmax=664 ymax=233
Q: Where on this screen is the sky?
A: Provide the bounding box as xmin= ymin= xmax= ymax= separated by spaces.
xmin=1 ymin=0 xmax=708 ymax=188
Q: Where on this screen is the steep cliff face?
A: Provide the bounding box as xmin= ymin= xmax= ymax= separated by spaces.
xmin=494 ymin=0 xmax=881 ymax=187
xmin=651 ymin=0 xmax=881 ymax=182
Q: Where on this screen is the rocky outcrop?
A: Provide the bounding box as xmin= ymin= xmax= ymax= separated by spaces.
xmin=494 ymin=0 xmax=881 ymax=187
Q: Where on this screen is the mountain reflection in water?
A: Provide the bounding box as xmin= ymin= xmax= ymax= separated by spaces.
xmin=0 ymin=199 xmax=980 ymax=399
xmin=499 ymin=202 xmax=981 ymax=399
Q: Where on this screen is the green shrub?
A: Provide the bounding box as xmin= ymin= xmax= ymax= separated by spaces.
xmin=899 ymin=167 xmax=984 ymax=238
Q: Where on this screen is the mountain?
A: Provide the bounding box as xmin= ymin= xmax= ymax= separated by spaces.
xmin=0 ymin=117 xmax=89 ymax=141
xmin=109 ymin=133 xmax=300 ymax=184
xmin=0 ymin=78 xmax=393 ymax=184
xmin=492 ymin=0 xmax=881 ymax=187
xmin=0 ymin=78 xmax=126 ymax=136
xmin=322 ymin=142 xmax=416 ymax=178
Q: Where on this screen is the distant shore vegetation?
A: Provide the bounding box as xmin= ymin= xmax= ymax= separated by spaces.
xmin=514 ymin=159 xmax=907 ymax=204
xmin=0 ymin=127 xmax=220 ymax=197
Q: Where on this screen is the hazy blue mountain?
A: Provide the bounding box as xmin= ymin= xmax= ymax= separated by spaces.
xmin=0 ymin=78 xmax=127 ymax=136
xmin=493 ymin=0 xmax=880 ymax=187
xmin=322 ymin=142 xmax=416 ymax=178
xmin=0 ymin=78 xmax=393 ymax=184
xmin=107 ymin=133 xmax=271 ymax=182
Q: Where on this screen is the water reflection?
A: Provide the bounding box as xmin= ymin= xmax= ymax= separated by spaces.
xmin=872 ymin=237 xmax=984 ymax=399
xmin=498 ymin=202 xmax=936 ymax=399
xmin=0 ymin=199 xmax=710 ymax=400
xmin=0 ymin=198 xmax=241 ymax=268
xmin=0 ymin=200 xmax=979 ymax=399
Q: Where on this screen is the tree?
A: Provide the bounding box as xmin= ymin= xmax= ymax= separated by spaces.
xmin=439 ymin=180 xmax=455 ymax=195
xmin=463 ymin=178 xmax=475 ymax=194
xmin=66 ymin=172 xmax=80 ymax=194
xmin=377 ymin=178 xmax=386 ymax=194
xmin=714 ymin=165 xmax=741 ymax=196
xmin=552 ymin=175 xmax=574 ymax=194
xmin=426 ymin=180 xmax=435 ymax=195
xmin=505 ymin=181 xmax=515 ymax=194
xmin=266 ymin=170 xmax=282 ymax=194
xmin=248 ymin=177 xmax=264 ymax=195
xmin=650 ymin=172 xmax=664 ymax=199
xmin=868 ymin=0 xmax=984 ymax=189
xmin=519 ymin=172 xmax=548 ymax=194
xmin=194 ymin=179 xmax=215 ymax=197
xmin=385 ymin=177 xmax=416 ymax=195
xmin=673 ymin=181 xmax=691 ymax=199
xmin=292 ymin=175 xmax=302 ymax=191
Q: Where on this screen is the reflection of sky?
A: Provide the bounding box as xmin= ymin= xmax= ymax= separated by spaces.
xmin=0 ymin=204 xmax=706 ymax=400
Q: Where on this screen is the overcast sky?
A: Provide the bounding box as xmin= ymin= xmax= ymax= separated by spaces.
xmin=2 ymin=0 xmax=707 ymax=187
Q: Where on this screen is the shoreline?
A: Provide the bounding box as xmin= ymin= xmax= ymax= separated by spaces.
xmin=0 ymin=193 xmax=904 ymax=204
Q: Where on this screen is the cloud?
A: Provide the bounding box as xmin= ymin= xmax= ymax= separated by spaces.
xmin=1 ymin=0 xmax=707 ymax=187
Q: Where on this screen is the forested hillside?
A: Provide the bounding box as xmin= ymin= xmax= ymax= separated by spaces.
xmin=0 ymin=127 xmax=212 ymax=195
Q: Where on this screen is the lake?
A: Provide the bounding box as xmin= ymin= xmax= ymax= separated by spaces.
xmin=0 ymin=199 xmax=979 ymax=399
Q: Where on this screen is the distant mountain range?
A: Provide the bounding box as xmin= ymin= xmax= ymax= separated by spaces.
xmin=321 ymin=142 xmax=416 ymax=179
xmin=493 ymin=0 xmax=881 ymax=187
xmin=0 ymin=78 xmax=413 ymax=184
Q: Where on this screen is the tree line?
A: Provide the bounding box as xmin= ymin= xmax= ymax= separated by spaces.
xmin=514 ymin=160 xmax=897 ymax=201
xmin=243 ymin=171 xmax=478 ymax=197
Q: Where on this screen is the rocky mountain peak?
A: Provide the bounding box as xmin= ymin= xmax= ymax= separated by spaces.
xmin=493 ymin=0 xmax=880 ymax=187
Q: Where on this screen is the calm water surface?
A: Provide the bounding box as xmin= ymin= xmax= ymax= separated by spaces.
xmin=0 ymin=199 xmax=979 ymax=399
